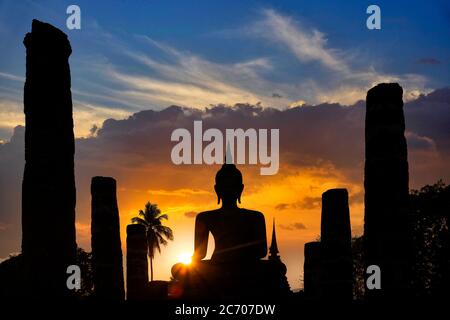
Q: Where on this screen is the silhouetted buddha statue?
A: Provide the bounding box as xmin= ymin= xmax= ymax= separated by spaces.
xmin=193 ymin=163 xmax=267 ymax=263
xmin=171 ymin=163 xmax=290 ymax=300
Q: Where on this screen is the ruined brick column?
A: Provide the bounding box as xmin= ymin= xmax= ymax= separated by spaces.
xmin=126 ymin=224 xmax=149 ymax=300
xmin=303 ymin=241 xmax=322 ymax=299
xmin=320 ymin=188 xmax=353 ymax=300
xmin=91 ymin=176 xmax=125 ymax=300
xmin=22 ymin=19 xmax=77 ymax=296
xmin=364 ymin=83 xmax=411 ymax=298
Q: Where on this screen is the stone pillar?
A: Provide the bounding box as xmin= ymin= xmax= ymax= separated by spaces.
xmin=320 ymin=188 xmax=353 ymax=300
xmin=91 ymin=176 xmax=125 ymax=300
xmin=21 ymin=19 xmax=77 ymax=296
xmin=127 ymin=224 xmax=149 ymax=300
xmin=364 ymin=83 xmax=411 ymax=297
xmin=303 ymin=241 xmax=322 ymax=299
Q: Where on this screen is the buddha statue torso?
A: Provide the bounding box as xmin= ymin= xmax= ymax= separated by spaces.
xmin=194 ymin=208 xmax=267 ymax=263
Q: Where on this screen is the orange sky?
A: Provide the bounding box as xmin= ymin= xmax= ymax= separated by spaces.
xmin=75 ymin=161 xmax=364 ymax=290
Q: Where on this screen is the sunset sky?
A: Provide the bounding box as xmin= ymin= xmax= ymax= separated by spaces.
xmin=0 ymin=0 xmax=449 ymax=289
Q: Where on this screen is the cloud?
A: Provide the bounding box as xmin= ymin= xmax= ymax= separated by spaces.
xmin=75 ymin=222 xmax=90 ymax=243
xmin=246 ymin=9 xmax=430 ymax=104
xmin=0 ymin=7 xmax=440 ymax=141
xmin=280 ymin=222 xmax=307 ymax=231
xmin=259 ymin=9 xmax=348 ymax=73
xmin=0 ymin=72 xmax=24 ymax=82
xmin=103 ymin=41 xmax=282 ymax=109
xmin=275 ymin=196 xmax=322 ymax=211
xmin=275 ymin=203 xmax=289 ymax=210
xmin=0 ymin=222 xmax=10 ymax=231
xmin=293 ymin=223 xmax=306 ymax=230
xmin=296 ymin=196 xmax=322 ymax=210
xmin=149 ymin=189 xmax=211 ymax=197
xmin=184 ymin=211 xmax=197 ymax=218
xmin=11 ymin=7 xmax=425 ymax=129
xmin=416 ymin=58 xmax=441 ymax=65
xmin=406 ymin=132 xmax=437 ymax=152
xmin=0 ymin=100 xmax=24 ymax=136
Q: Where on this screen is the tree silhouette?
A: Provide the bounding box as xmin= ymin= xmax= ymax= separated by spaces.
xmin=75 ymin=247 xmax=94 ymax=297
xmin=131 ymin=201 xmax=174 ymax=281
xmin=410 ymin=180 xmax=449 ymax=297
xmin=351 ymin=236 xmax=365 ymax=300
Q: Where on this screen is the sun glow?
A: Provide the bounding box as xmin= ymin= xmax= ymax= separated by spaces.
xmin=178 ymin=252 xmax=193 ymax=265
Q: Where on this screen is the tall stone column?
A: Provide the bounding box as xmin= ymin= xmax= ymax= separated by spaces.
xmin=364 ymin=83 xmax=411 ymax=298
xmin=91 ymin=176 xmax=125 ymax=300
xmin=126 ymin=224 xmax=149 ymax=300
xmin=320 ymin=188 xmax=353 ymax=300
xmin=303 ymin=241 xmax=322 ymax=299
xmin=21 ymin=19 xmax=77 ymax=296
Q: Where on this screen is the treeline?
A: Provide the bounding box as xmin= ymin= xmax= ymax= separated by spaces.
xmin=352 ymin=180 xmax=450 ymax=299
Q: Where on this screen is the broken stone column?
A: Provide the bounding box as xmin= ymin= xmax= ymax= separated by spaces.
xmin=303 ymin=241 xmax=322 ymax=299
xmin=364 ymin=83 xmax=411 ymax=298
xmin=21 ymin=19 xmax=77 ymax=296
xmin=91 ymin=176 xmax=125 ymax=300
xmin=320 ymin=188 xmax=353 ymax=300
xmin=126 ymin=224 xmax=149 ymax=300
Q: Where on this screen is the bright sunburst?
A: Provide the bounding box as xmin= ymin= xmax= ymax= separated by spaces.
xmin=178 ymin=252 xmax=193 ymax=265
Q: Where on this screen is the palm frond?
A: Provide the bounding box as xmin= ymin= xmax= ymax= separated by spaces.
xmin=156 ymin=233 xmax=169 ymax=246
xmin=154 ymin=237 xmax=162 ymax=253
xmin=131 ymin=217 xmax=148 ymax=226
xmin=156 ymin=213 xmax=169 ymax=221
xmin=155 ymin=225 xmax=174 ymax=240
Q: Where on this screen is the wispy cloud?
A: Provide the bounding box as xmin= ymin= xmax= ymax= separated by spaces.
xmin=0 ymin=72 xmax=24 ymax=82
xmin=258 ymin=9 xmax=348 ymax=73
xmin=0 ymin=8 xmax=434 ymax=140
xmin=104 ymin=38 xmax=280 ymax=108
xmin=247 ymin=9 xmax=430 ymax=104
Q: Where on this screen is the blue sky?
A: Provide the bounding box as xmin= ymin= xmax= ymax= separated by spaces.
xmin=0 ymin=0 xmax=449 ymax=140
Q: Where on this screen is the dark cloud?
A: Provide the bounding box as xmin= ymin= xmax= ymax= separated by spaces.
xmin=272 ymin=93 xmax=282 ymax=98
xmin=349 ymin=191 xmax=364 ymax=205
xmin=275 ymin=196 xmax=322 ymax=211
xmin=280 ymin=222 xmax=307 ymax=230
xmin=184 ymin=211 xmax=197 ymax=218
xmin=406 ymin=132 xmax=436 ymax=151
xmin=295 ymin=196 xmax=322 ymax=210
xmin=293 ymin=222 xmax=306 ymax=230
xmin=416 ymin=58 xmax=441 ymax=65
xmin=275 ymin=203 xmax=289 ymax=210
xmin=89 ymin=124 xmax=99 ymax=136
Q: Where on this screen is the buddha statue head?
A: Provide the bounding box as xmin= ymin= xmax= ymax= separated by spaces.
xmin=214 ymin=163 xmax=243 ymax=205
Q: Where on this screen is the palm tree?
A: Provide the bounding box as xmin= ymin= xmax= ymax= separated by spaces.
xmin=131 ymin=201 xmax=174 ymax=281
